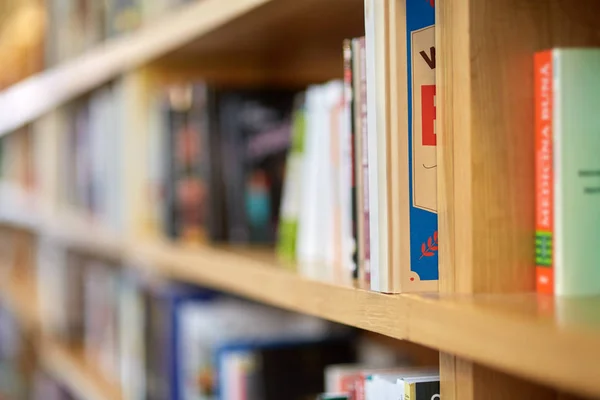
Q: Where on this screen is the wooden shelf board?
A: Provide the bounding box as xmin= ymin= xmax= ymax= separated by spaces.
xmin=131 ymin=239 xmax=600 ymax=399
xmin=0 ymin=0 xmax=364 ymax=136
xmin=40 ymin=341 xmax=122 ymax=400
xmin=0 ymin=269 xmax=120 ymax=400
xmin=0 ymin=182 xmax=40 ymax=230
xmin=0 ymin=0 xmax=269 ymax=136
xmin=0 ymin=273 xmax=40 ymax=332
xmin=3 ymin=213 xmax=600 ymax=397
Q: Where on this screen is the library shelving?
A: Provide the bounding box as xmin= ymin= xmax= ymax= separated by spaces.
xmin=39 ymin=341 xmax=123 ymax=400
xmin=0 ymin=271 xmax=122 ymax=400
xmin=3 ymin=209 xmax=600 ymax=398
xmin=1 ymin=0 xmax=600 ymax=399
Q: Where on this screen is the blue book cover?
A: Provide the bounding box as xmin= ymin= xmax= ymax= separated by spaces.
xmin=143 ymin=280 xmax=218 ymax=400
xmin=406 ymin=0 xmax=438 ymax=287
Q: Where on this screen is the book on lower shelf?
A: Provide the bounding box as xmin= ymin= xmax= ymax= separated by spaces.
xmin=322 ymin=365 xmax=439 ymax=400
xmin=534 ymin=48 xmax=600 ymax=296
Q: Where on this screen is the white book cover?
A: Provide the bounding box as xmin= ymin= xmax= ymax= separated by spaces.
xmin=364 ymin=0 xmax=385 ymax=292
xmin=297 ymin=85 xmax=329 ymax=279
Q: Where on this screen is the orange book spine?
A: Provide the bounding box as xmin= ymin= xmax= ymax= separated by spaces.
xmin=534 ymin=50 xmax=554 ymax=294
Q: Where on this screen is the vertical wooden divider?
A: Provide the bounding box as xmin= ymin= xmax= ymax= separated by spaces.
xmin=436 ymin=0 xmax=600 ymax=398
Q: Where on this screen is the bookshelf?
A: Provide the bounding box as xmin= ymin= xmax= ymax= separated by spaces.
xmin=1 ymin=0 xmax=600 ymax=399
xmin=2 ymin=210 xmax=600 ymax=398
xmin=40 ymin=341 xmax=123 ymax=400
xmin=0 ymin=271 xmax=122 ymax=400
xmin=0 ymin=0 xmax=363 ymax=137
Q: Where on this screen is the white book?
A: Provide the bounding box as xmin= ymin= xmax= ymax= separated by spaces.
xmin=297 ymin=85 xmax=328 ymax=279
xmin=364 ymin=0 xmax=391 ymax=292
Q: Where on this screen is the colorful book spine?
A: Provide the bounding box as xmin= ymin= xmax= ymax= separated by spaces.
xmin=534 ymin=49 xmax=600 ymax=296
xmin=403 ymin=0 xmax=438 ymax=291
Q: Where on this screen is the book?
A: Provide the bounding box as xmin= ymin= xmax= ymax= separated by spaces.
xmin=216 ymin=337 xmax=356 ymax=399
xmin=176 ymin=295 xmax=345 ymax=400
xmin=402 ymin=376 xmax=440 ymax=400
xmin=106 ymin=0 xmax=142 ymax=37
xmin=296 ymin=81 xmax=353 ymax=282
xmin=365 ymin=0 xmax=438 ymax=293
xmin=363 ymin=369 xmax=439 ymax=400
xmin=534 ymin=49 xmax=600 ymax=296
xmin=118 ymin=271 xmax=146 ymax=400
xmin=164 ymin=84 xmax=215 ymax=243
xmin=352 ymin=37 xmax=370 ymax=286
xmin=277 ymin=93 xmax=307 ymax=266
xmin=404 ymin=0 xmax=438 ymax=290
xmin=356 ymin=37 xmax=371 ymax=286
xmin=141 ymin=279 xmax=216 ymax=400
xmin=217 ymin=89 xmax=296 ymax=244
xmin=83 ymin=259 xmax=120 ymax=384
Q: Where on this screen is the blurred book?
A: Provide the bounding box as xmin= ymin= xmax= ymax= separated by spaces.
xmin=216 ymin=337 xmax=356 ymax=400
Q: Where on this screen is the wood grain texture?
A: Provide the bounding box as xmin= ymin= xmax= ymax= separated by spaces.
xmin=437 ymin=0 xmax=600 ymax=398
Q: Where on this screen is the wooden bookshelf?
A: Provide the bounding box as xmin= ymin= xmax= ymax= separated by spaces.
xmin=1 ymin=211 xmax=592 ymax=398
xmin=0 ymin=269 xmax=121 ymax=400
xmin=1 ymin=0 xmax=600 ymax=399
xmin=0 ymin=0 xmax=363 ymax=136
xmin=40 ymin=341 xmax=122 ymax=400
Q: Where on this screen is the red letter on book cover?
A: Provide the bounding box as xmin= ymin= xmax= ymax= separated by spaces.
xmin=421 ymin=85 xmax=436 ymax=146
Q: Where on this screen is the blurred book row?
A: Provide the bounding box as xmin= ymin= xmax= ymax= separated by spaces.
xmin=0 ymin=0 xmax=440 ymax=294
xmin=45 ymin=0 xmax=196 ymax=66
xmin=0 ymin=0 xmax=195 ymax=89
xmin=0 ymin=229 xmax=439 ymax=400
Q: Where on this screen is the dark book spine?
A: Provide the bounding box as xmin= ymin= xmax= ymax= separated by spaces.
xmin=164 ymin=86 xmax=209 ymax=242
xmin=344 ymin=39 xmax=359 ymax=281
xmin=164 ymin=105 xmax=183 ymax=239
xmin=413 ymin=381 xmax=440 ymax=400
xmin=220 ymin=96 xmax=249 ymax=243
xmin=204 ymin=88 xmax=227 ymax=241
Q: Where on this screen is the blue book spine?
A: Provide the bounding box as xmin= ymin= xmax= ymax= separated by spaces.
xmin=406 ymin=0 xmax=438 ymax=283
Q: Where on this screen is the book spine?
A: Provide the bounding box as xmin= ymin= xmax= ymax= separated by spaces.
xmin=534 ymin=50 xmax=554 ymax=294
xmin=405 ymin=381 xmax=440 ymax=400
xmin=359 ymin=37 xmax=371 ymax=286
xmin=364 ymin=0 xmax=380 ymax=291
xmin=404 ymin=0 xmax=438 ymax=291
xmin=344 ymin=39 xmax=359 ymax=282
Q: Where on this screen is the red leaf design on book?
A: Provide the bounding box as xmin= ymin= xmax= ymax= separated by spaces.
xmin=420 ymin=230 xmax=439 ymax=259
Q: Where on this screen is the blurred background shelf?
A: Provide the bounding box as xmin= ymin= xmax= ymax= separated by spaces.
xmin=3 ymin=192 xmax=600 ymax=397
xmin=129 ymin=239 xmax=600 ymax=399
xmin=0 ymin=182 xmax=40 ymax=230
xmin=40 ymin=341 xmax=122 ymax=400
xmin=2 ymin=205 xmax=600 ymax=397
xmin=0 ymin=0 xmax=363 ymax=136
xmin=0 ymin=270 xmax=121 ymax=400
